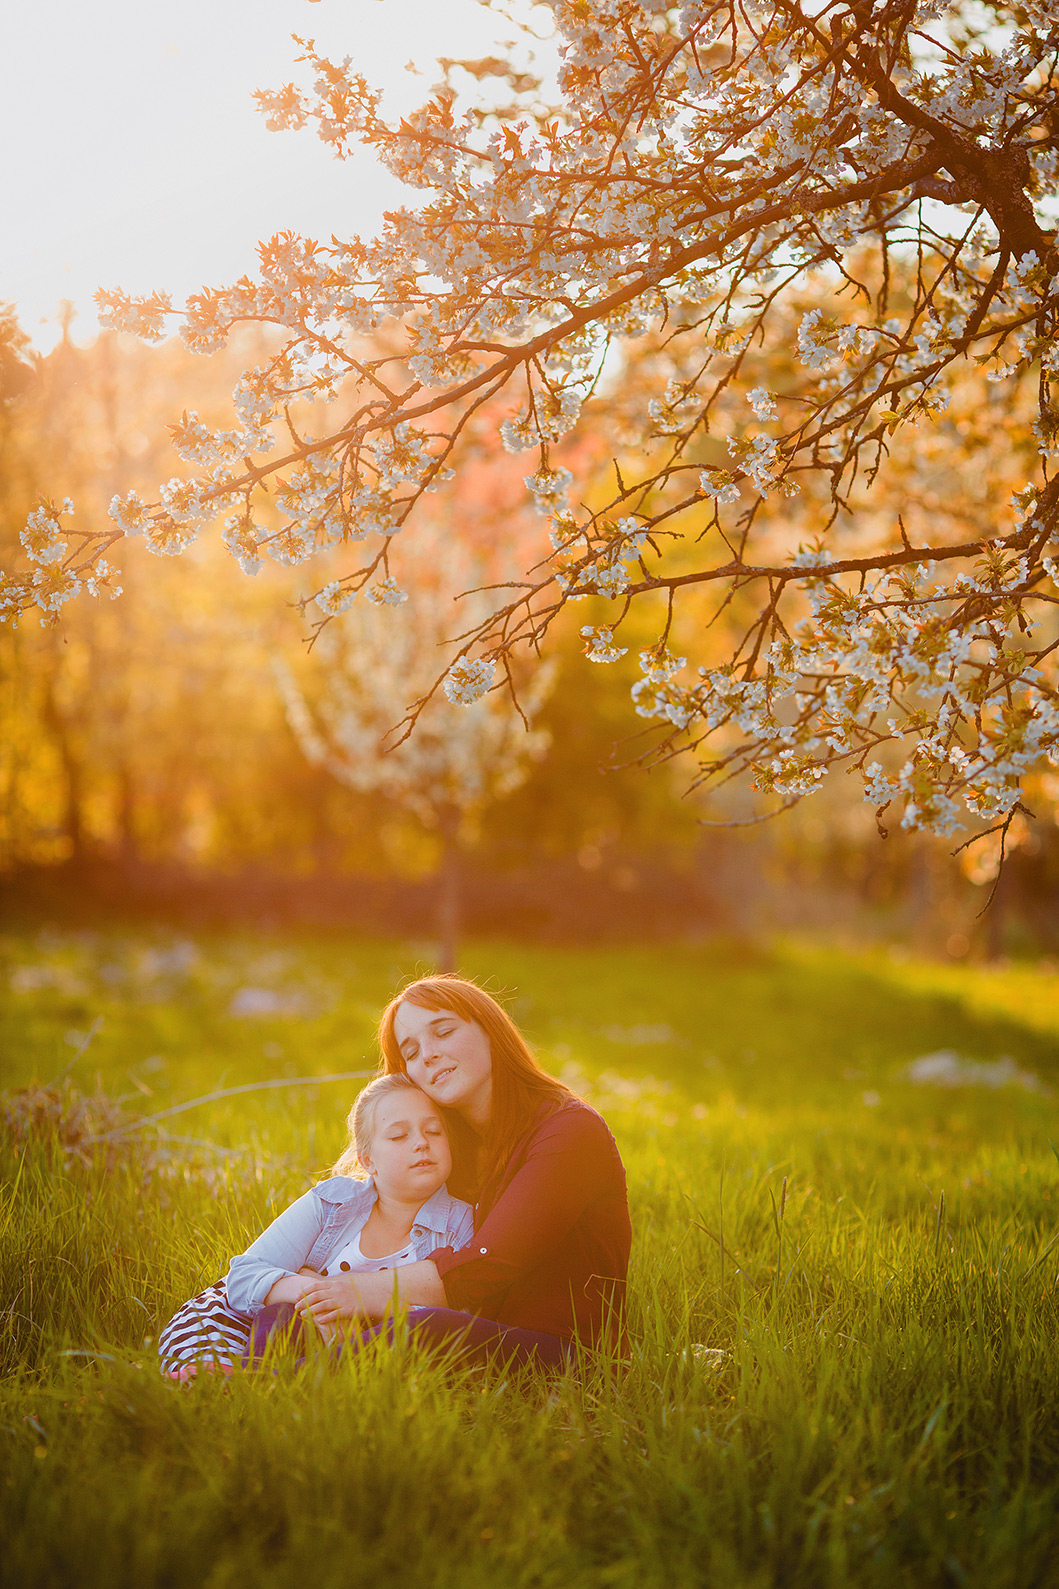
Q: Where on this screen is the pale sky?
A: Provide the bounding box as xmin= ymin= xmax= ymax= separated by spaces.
xmin=3 ymin=0 xmax=542 ymax=351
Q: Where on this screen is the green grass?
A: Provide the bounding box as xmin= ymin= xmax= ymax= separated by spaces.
xmin=2 ymin=926 xmax=1059 ymax=1588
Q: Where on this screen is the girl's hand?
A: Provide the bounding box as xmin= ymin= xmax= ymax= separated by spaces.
xmin=295 ymin=1274 xmax=375 ymax=1328
xmin=295 ymin=1262 xmax=443 ymax=1327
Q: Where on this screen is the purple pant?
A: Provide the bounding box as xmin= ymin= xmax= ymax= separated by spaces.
xmin=246 ymin=1303 xmax=574 ymax=1370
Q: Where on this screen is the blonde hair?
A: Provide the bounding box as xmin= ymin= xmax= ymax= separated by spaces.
xmin=332 ymin=1072 xmax=433 ymax=1179
xmin=378 ymin=974 xmax=574 ymax=1195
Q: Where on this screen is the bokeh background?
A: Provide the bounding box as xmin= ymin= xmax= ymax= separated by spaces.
xmin=2 ymin=314 xmax=1059 ymax=957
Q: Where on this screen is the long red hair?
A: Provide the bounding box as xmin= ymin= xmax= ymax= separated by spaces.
xmin=378 ymin=974 xmax=574 ymax=1198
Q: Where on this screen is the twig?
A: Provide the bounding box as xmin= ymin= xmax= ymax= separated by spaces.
xmin=956 ymin=806 xmax=1034 ymax=919
xmin=48 ymin=1017 xmax=103 ymax=1085
xmin=950 ymin=802 xmax=1033 ymax=859
xmin=83 ymin=1070 xmax=376 ymax=1145
xmin=146 ymin=1133 xmax=249 ymax=1157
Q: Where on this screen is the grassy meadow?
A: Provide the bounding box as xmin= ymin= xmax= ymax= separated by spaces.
xmin=2 ymin=926 xmax=1059 ymax=1588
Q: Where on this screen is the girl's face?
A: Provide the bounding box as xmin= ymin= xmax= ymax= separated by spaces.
xmin=393 ymin=1001 xmax=494 ymax=1127
xmin=360 ymin=1088 xmax=451 ymax=1202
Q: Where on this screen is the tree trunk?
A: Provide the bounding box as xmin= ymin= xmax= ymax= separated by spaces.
xmin=906 ymin=839 xmax=936 ymax=954
xmin=116 ymin=760 xmax=138 ymax=867
xmin=984 ymin=860 xmax=1012 ymax=962
xmin=437 ymin=812 xmax=462 ymax=974
xmin=41 ymin=673 xmax=85 ymax=862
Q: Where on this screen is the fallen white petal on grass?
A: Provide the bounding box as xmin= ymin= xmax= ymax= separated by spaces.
xmin=905 ymin=1050 xmax=1047 ymax=1093
xmin=227 ymin=987 xmax=307 ymax=1019
xmin=9 ymin=964 xmax=89 ymax=996
xmin=602 ymin=1024 xmax=675 ymax=1046
xmin=138 ymin=941 xmax=199 ymax=979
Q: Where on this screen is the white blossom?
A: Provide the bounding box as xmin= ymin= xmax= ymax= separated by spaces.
xmin=21 ymin=499 xmax=73 ymax=565
xmin=109 ymin=491 xmax=151 ymax=537
xmin=315 ymin=581 xmax=356 ymax=617
xmin=747 ymin=387 xmax=777 ymax=421
xmin=364 ymin=576 xmax=408 ymax=607
xmin=443 ymin=656 xmax=496 ymax=704
xmin=581 ymin=625 xmax=627 ymax=663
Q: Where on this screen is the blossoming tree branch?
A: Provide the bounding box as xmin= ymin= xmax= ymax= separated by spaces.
xmin=8 ymin=0 xmax=1059 ymax=836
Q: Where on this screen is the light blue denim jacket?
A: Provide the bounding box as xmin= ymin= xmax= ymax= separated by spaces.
xmin=225 ymin=1177 xmax=475 ymax=1314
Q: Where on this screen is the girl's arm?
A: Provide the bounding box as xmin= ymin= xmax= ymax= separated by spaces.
xmin=263 ymin=1266 xmax=323 ymax=1307
xmin=296 ymin=1259 xmax=446 ymax=1328
xmin=224 ymin=1189 xmax=328 ymax=1313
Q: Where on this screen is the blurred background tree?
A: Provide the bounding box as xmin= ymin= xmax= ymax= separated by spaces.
xmin=276 ymin=520 xmax=554 ymax=970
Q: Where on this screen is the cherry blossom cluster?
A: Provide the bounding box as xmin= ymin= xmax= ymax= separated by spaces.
xmin=2 ymin=496 xmax=122 ymax=626
xmin=630 ymin=531 xmax=1059 ymax=832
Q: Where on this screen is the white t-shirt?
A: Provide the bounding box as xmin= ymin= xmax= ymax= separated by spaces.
xmin=320 ymin=1229 xmax=417 ymax=1275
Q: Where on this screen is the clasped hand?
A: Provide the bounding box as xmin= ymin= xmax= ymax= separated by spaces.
xmin=296 ymin=1275 xmax=368 ymax=1329
xmin=295 ymin=1269 xmax=394 ymax=1330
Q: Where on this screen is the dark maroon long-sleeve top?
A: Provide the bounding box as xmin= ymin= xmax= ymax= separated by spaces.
xmin=431 ymin=1098 xmax=632 ymax=1347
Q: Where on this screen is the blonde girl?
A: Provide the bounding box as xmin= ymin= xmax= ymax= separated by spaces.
xmin=158 ymin=1074 xmax=471 ymax=1377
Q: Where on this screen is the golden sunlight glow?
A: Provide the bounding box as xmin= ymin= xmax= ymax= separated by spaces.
xmin=2 ymin=0 xmax=516 ymax=351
